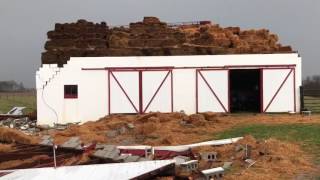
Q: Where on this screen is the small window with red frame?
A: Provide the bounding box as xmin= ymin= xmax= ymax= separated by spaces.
xmin=64 ymin=85 xmax=78 ymax=99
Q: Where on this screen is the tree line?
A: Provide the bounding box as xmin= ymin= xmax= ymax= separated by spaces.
xmin=0 ymin=80 xmax=26 ymax=92
xmin=303 ymin=75 xmax=320 ymax=89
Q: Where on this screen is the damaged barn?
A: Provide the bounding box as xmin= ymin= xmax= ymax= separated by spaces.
xmin=36 ymin=17 xmax=301 ymax=126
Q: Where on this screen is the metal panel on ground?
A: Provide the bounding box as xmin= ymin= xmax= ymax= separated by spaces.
xmin=142 ymin=70 xmax=172 ymax=113
xmin=263 ymin=68 xmax=295 ymax=112
xmin=109 ymin=71 xmax=139 ymax=114
xmin=197 ymin=69 xmax=229 ymax=113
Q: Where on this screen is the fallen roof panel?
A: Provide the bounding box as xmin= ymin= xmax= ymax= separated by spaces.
xmin=0 ymin=160 xmax=175 ymax=180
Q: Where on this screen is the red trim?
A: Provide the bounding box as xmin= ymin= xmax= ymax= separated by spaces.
xmin=195 ymin=69 xmax=199 ymax=113
xmin=223 ymin=64 xmax=296 ymax=68
xmin=119 ymin=149 xmax=146 ymax=157
xmin=64 ymin=95 xmax=78 ymax=99
xmin=170 ymin=70 xmax=174 ymax=112
xmin=293 ymin=68 xmax=296 ymax=112
xmin=228 ymin=69 xmax=230 ymax=113
xmin=82 ymin=64 xmax=296 ymax=71
xmin=110 ymin=71 xmax=139 ymax=113
xmin=106 ymin=66 xmax=174 ymax=70
xmin=139 ymin=71 xmax=143 ymax=114
xmin=108 ymin=70 xmax=111 ymax=115
xmin=263 ymin=69 xmax=293 ymax=112
xmin=109 ymin=69 xmax=174 ymax=72
xmin=143 ymin=71 xmax=171 ymax=113
xmin=260 ymin=69 xmax=264 ymax=113
xmin=198 ymin=71 xmax=228 ymax=113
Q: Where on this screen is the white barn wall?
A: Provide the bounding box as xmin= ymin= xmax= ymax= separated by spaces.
xmin=36 ymin=54 xmax=302 ymax=126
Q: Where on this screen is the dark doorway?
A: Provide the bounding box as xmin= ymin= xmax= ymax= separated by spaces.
xmin=230 ymin=69 xmax=261 ymax=112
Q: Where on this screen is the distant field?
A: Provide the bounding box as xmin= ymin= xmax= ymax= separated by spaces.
xmin=0 ymin=92 xmax=36 ymax=114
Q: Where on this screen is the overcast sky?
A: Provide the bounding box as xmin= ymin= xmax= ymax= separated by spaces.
xmin=0 ymin=0 xmax=319 ymax=88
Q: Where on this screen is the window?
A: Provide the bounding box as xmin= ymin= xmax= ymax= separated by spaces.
xmin=64 ymin=85 xmax=78 ymax=99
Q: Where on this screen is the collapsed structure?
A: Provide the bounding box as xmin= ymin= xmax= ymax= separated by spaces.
xmin=37 ymin=17 xmax=301 ymax=126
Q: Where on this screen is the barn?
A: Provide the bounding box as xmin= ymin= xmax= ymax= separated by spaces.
xmin=36 ymin=53 xmax=301 ymax=126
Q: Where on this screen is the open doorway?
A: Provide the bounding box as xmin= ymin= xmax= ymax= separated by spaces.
xmin=230 ymin=69 xmax=261 ymax=112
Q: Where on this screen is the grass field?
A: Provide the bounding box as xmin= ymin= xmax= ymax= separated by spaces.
xmin=0 ymin=94 xmax=36 ymax=114
xmin=214 ymin=123 xmax=320 ymax=163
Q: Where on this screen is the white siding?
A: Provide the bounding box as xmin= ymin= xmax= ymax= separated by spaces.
xmin=36 ymin=54 xmax=301 ymax=126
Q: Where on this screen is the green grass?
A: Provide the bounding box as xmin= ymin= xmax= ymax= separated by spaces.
xmin=214 ymin=123 xmax=320 ymax=163
xmin=0 ymin=95 xmax=36 ymax=114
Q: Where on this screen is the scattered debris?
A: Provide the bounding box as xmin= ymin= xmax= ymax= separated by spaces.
xmin=0 ymin=113 xmax=319 ymax=179
xmin=0 ymin=107 xmax=38 ymax=134
xmin=173 ymin=156 xmax=191 ymax=165
xmin=180 ymin=160 xmax=199 ymax=172
xmin=244 ymin=159 xmax=256 ymax=168
xmin=0 ymin=107 xmax=26 ymax=116
xmin=93 ymin=144 xmax=120 ymax=161
xmin=200 ymin=151 xmax=218 ymax=162
xmin=61 ymin=137 xmax=83 ymax=150
xmin=39 ymin=135 xmax=53 ymax=146
xmin=243 ymin=144 xmax=252 ymax=160
xmin=0 ymin=117 xmax=37 ymax=134
xmin=126 ymin=123 xmax=135 ymax=129
xmin=222 ymin=162 xmax=233 ymax=170
xmin=202 ymin=167 xmax=224 ymax=180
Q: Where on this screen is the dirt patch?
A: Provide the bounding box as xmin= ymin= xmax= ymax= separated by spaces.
xmin=0 ymin=127 xmax=39 ymax=144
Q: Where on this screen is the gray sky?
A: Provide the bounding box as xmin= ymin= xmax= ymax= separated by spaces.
xmin=0 ymin=0 xmax=319 ymax=88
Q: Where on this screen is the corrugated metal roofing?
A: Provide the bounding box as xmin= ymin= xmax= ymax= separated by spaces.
xmin=0 ymin=160 xmax=175 ymax=180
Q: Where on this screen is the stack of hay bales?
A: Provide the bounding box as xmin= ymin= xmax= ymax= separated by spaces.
xmin=42 ymin=19 xmax=110 ymax=66
xmin=127 ymin=17 xmax=186 ymax=48
xmin=41 ymin=17 xmax=293 ymax=66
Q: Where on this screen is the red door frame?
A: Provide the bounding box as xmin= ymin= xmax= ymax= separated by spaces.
xmin=108 ymin=68 xmax=173 ymax=115
xmin=196 ymin=69 xmax=229 ymax=113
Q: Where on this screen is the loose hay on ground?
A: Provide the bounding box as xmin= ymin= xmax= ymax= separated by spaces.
xmin=0 ymin=127 xmax=38 ymax=144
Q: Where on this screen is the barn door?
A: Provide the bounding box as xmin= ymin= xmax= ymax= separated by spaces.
xmin=196 ymin=69 xmax=229 ymax=113
xmin=142 ymin=70 xmax=173 ymax=113
xmin=263 ymin=68 xmax=296 ymax=112
xmin=109 ymin=71 xmax=140 ymax=114
xmin=108 ymin=69 xmax=173 ymax=114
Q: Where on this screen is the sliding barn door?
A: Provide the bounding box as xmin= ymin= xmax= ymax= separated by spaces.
xmin=263 ymin=68 xmax=295 ymax=112
xmin=109 ymin=71 xmax=139 ymax=114
xmin=196 ymin=69 xmax=229 ymax=113
xmin=108 ymin=69 xmax=173 ymax=114
xmin=142 ymin=70 xmax=172 ymax=113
